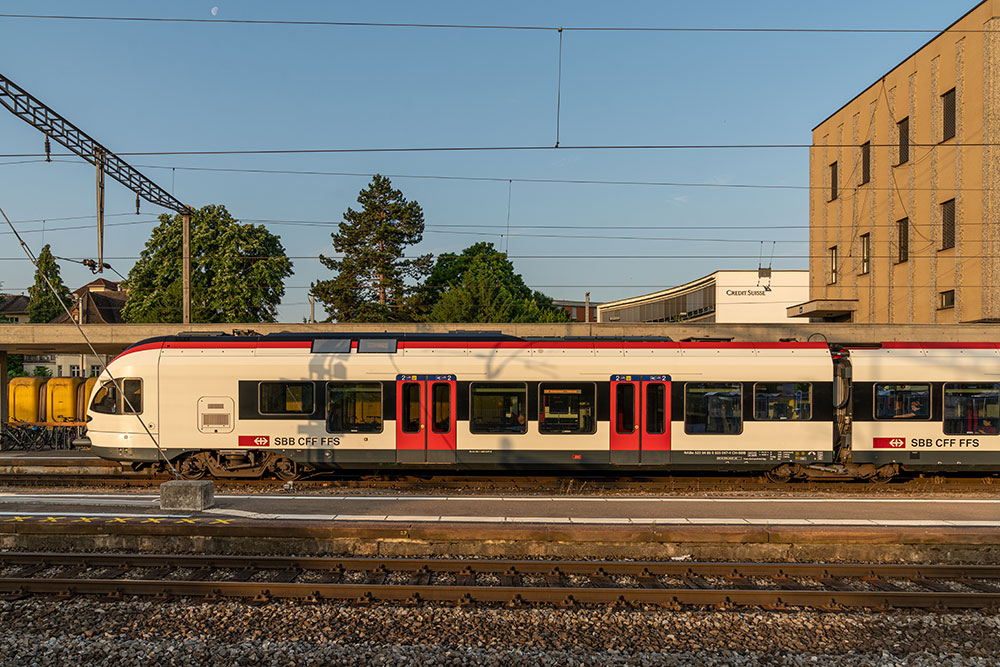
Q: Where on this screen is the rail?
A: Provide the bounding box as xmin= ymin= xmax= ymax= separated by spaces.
xmin=1 ymin=553 xmax=998 ymax=609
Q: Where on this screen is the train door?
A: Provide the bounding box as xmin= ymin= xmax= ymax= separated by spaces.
xmin=395 ymin=374 xmax=457 ymax=463
xmin=610 ymin=375 xmax=671 ymax=464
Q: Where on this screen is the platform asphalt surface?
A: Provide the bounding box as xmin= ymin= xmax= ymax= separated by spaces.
xmin=0 ymin=492 xmax=999 ymax=526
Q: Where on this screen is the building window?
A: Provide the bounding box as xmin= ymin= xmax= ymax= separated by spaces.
xmin=56 ymin=365 xmax=62 ymax=376
xmin=859 ymin=233 xmax=870 ymax=275
xmin=470 ymin=383 xmax=527 ymax=434
xmin=942 ymin=88 xmax=956 ymax=141
xmin=685 ymin=383 xmax=743 ymax=435
xmin=828 ymin=246 xmax=838 ymax=284
xmin=941 ymin=199 xmax=955 ymax=250
xmin=897 ymin=117 xmax=909 ymax=164
xmin=940 ymin=289 xmax=955 ymax=310
xmin=69 ymin=365 xmax=81 ymax=378
xmin=90 ymin=365 xmax=101 ymax=377
xmin=326 ymin=382 xmax=382 ymax=433
xmin=538 ymin=382 xmax=595 ymax=434
xmin=829 ymin=161 xmax=838 ymax=201
xmin=943 ymin=384 xmax=1000 ymax=435
xmin=754 ymin=383 xmax=812 ymax=420
xmin=897 ymin=218 xmax=909 ymax=263
xmin=859 ymin=142 xmax=871 ymax=185
xmin=258 ymin=382 xmax=314 ymax=415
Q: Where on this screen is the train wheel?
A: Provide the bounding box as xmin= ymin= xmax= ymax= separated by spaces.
xmin=179 ymin=454 xmax=208 ymax=480
xmin=273 ymin=457 xmax=299 ymax=482
xmin=869 ymin=465 xmax=897 ymax=484
xmin=765 ymin=465 xmax=793 ymax=483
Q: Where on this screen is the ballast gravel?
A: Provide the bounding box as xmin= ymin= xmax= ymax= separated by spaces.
xmin=0 ymin=598 xmax=998 ymax=665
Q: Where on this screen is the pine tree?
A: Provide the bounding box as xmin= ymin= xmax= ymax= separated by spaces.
xmin=26 ymin=244 xmax=73 ymax=323
xmin=312 ymin=175 xmax=432 ymax=322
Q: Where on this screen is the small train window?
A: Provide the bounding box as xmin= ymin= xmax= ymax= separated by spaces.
xmin=754 ymin=383 xmax=812 ymax=421
xmin=646 ymin=383 xmax=667 ymax=435
xmin=327 ymin=382 xmax=383 ymax=433
xmin=470 ymin=383 xmax=527 ymax=434
xmin=874 ymin=384 xmax=930 ymax=420
xmin=616 ymin=384 xmax=635 ymax=434
xmin=685 ymin=383 xmax=742 ymax=435
xmin=539 ymin=383 xmax=595 ymax=435
xmin=258 ymin=382 xmax=314 ymax=415
xmin=90 ymin=379 xmax=142 ymax=415
xmin=431 ymin=383 xmax=451 ymax=434
xmin=943 ymin=384 xmax=1000 ymax=435
xmin=401 ymin=383 xmax=421 ymax=434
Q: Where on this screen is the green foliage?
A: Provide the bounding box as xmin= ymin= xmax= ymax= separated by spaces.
xmin=5 ymin=354 xmax=24 ymax=379
xmin=26 ymin=245 xmax=73 ymax=323
xmin=312 ymin=175 xmax=432 ymax=322
xmin=31 ymin=364 xmax=51 ymax=378
xmin=424 ymin=245 xmax=571 ymax=323
xmin=121 ymin=205 xmax=293 ymax=323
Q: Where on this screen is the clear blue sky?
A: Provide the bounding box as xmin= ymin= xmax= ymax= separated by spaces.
xmin=0 ymin=1 xmax=976 ymax=321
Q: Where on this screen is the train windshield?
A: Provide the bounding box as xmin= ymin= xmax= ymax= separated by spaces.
xmin=90 ymin=379 xmax=142 ymax=415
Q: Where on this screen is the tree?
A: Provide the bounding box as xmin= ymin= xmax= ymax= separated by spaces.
xmin=424 ymin=244 xmax=571 ymax=323
xmin=26 ymin=244 xmax=73 ymax=323
xmin=312 ymin=175 xmax=432 ymax=322
xmin=122 ymin=205 xmax=293 ymax=323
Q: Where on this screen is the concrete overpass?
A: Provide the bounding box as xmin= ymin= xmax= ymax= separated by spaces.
xmin=3 ymin=321 xmax=1000 ymax=428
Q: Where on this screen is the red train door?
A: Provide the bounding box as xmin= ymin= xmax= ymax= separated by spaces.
xmin=396 ymin=374 xmax=457 ymax=463
xmin=610 ymin=375 xmax=671 ymax=464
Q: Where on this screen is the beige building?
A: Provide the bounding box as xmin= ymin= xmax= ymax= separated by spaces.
xmin=792 ymin=0 xmax=1000 ymax=323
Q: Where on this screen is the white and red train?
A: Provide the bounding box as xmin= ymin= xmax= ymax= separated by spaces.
xmin=74 ymin=333 xmax=1000 ymax=481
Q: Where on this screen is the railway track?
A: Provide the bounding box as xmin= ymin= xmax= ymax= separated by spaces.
xmin=1 ymin=553 xmax=999 ymax=609
xmin=0 ymin=471 xmax=998 ymax=494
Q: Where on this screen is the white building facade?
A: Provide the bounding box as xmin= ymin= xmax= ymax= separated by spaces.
xmin=597 ymin=270 xmax=809 ymax=324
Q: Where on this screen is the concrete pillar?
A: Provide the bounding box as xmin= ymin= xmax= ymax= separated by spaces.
xmin=160 ymin=480 xmax=215 ymax=511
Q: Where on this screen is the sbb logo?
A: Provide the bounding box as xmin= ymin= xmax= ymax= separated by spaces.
xmin=873 ymin=437 xmax=905 ymax=449
xmin=238 ymin=435 xmax=270 ymax=447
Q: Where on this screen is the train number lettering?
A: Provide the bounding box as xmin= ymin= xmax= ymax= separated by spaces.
xmin=272 ymin=436 xmax=341 ymax=447
xmin=910 ymin=438 xmax=980 ymax=448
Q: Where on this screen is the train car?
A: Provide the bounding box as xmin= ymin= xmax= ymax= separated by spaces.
xmin=76 ymin=333 xmax=837 ymax=480
xmin=847 ymin=343 xmax=1000 ymax=474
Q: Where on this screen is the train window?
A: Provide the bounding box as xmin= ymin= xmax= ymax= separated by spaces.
xmin=616 ymin=384 xmax=635 ymax=434
xmin=401 ymin=382 xmax=421 ymax=434
xmin=685 ymin=383 xmax=743 ymax=435
xmin=431 ymin=383 xmax=451 ymax=434
xmin=470 ymin=383 xmax=527 ymax=434
xmin=874 ymin=384 xmax=930 ymax=420
xmin=90 ymin=379 xmax=142 ymax=415
xmin=122 ymin=379 xmax=142 ymax=415
xmin=539 ymin=383 xmax=595 ymax=435
xmin=327 ymin=382 xmax=383 ymax=433
xmin=90 ymin=381 xmax=119 ymax=415
xmin=258 ymin=382 xmax=314 ymax=415
xmin=754 ymin=383 xmax=812 ymax=420
xmin=646 ymin=383 xmax=667 ymax=434
xmin=943 ymin=384 xmax=1000 ymax=435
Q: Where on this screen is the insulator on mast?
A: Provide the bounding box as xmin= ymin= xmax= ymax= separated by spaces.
xmin=44 ymin=135 xmax=50 ymax=162
xmin=136 ymin=193 xmax=140 ymax=214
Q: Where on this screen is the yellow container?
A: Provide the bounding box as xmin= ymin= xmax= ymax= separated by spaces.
xmin=8 ymin=377 xmax=47 ymax=423
xmin=46 ymin=377 xmax=84 ymax=424
xmin=78 ymin=377 xmax=99 ymax=420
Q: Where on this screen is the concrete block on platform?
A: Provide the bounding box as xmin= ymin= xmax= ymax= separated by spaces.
xmin=160 ymin=480 xmax=215 ymax=511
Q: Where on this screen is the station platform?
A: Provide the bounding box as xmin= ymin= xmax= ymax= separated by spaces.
xmin=1 ymin=490 xmax=999 ymax=562
xmin=0 ymin=449 xmax=121 ymax=474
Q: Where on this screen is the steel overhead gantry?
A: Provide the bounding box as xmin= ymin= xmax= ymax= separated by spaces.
xmin=0 ymin=72 xmax=195 ymax=324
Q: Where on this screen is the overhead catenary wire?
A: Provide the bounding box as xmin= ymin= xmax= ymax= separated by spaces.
xmin=0 ymin=13 xmax=994 ymax=34
xmin=0 ymin=203 xmax=179 ymax=478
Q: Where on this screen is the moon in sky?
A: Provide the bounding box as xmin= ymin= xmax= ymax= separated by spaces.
xmin=211 ymin=6 xmax=219 ymax=16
